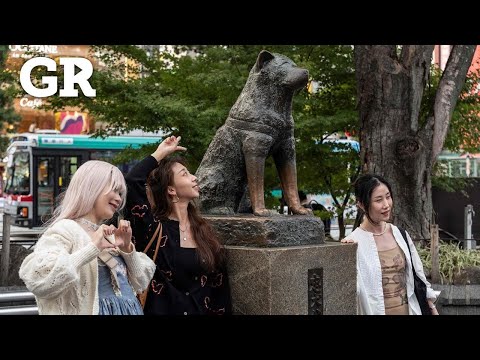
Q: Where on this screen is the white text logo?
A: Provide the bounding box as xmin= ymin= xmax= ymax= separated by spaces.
xmin=20 ymin=57 xmax=96 ymax=98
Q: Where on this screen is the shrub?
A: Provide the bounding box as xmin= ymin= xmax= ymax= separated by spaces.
xmin=417 ymin=241 xmax=480 ymax=284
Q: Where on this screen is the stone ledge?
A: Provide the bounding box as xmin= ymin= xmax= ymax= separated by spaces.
xmin=433 ymin=284 xmax=480 ymax=307
xmin=206 ymin=214 xmax=325 ymax=247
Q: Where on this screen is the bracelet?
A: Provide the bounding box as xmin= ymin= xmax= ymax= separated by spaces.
xmin=429 ymin=305 xmax=436 ymax=310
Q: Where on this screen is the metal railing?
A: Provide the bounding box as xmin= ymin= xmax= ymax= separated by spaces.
xmin=0 ymin=231 xmax=42 ymax=247
xmin=0 ymin=291 xmax=35 ymax=303
xmin=0 ymin=290 xmax=38 ymax=315
xmin=0 ymin=306 xmax=38 ymax=315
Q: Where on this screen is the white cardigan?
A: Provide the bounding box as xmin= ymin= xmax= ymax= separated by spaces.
xmin=345 ymin=224 xmax=438 ymax=315
xmin=19 ymin=219 xmax=156 ymax=315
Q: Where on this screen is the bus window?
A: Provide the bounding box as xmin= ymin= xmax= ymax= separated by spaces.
xmin=90 ymin=150 xmax=115 ymax=162
xmin=38 ymin=158 xmax=53 ymax=187
xmin=5 ymin=152 xmax=30 ymax=195
xmin=59 ymin=156 xmax=79 ymax=192
xmin=5 ymin=134 xmax=161 ymax=227
xmin=90 ymin=151 xmax=141 ymax=175
xmin=38 ymin=157 xmax=55 ymax=221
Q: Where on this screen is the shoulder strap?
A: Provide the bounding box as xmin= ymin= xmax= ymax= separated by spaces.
xmin=151 ymin=223 xmax=163 ymax=262
xmin=143 ymin=222 xmax=162 ymax=255
xmin=398 ymin=226 xmax=416 ymax=274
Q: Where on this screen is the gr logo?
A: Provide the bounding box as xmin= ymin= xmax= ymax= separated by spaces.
xmin=20 ymin=57 xmax=96 ymax=98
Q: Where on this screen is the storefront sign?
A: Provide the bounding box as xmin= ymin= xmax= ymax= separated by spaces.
xmin=9 ymin=45 xmax=59 ymax=58
xmin=19 ymin=97 xmax=43 ymax=108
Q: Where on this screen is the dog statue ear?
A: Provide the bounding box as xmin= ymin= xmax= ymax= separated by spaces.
xmin=255 ymin=50 xmax=275 ymax=72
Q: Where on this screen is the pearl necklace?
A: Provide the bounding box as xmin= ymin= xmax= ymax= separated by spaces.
xmin=362 ymin=222 xmax=388 ymax=236
xmin=78 ymin=217 xmax=101 ymax=232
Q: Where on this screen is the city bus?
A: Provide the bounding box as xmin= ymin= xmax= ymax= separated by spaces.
xmin=4 ymin=133 xmax=161 ymax=227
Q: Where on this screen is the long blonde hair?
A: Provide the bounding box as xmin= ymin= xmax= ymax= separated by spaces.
xmin=47 ymin=160 xmax=126 ymax=227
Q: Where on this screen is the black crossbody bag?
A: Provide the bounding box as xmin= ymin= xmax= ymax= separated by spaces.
xmin=398 ymin=227 xmax=432 ymax=315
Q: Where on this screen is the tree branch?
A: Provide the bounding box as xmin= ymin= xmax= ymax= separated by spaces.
xmin=400 ymin=45 xmax=434 ymax=132
xmin=431 ymin=45 xmax=476 ymax=160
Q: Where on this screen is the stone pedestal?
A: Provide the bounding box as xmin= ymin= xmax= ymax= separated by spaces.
xmin=206 ymin=214 xmax=325 ymax=247
xmin=205 ymin=214 xmax=356 ymax=315
xmin=226 ymin=243 xmax=357 ymax=314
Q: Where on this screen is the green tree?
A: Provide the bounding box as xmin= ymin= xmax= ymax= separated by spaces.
xmin=355 ymin=45 xmax=476 ymax=240
xmin=36 ymin=45 xmax=359 ymax=236
xmin=172 ymin=46 xmax=359 ymax=239
xmin=292 ymin=46 xmax=358 ymax=239
xmin=0 ymin=45 xmax=21 ymax=155
xmin=429 ymin=63 xmax=480 ymax=194
xmin=444 ymin=61 xmax=480 ymax=153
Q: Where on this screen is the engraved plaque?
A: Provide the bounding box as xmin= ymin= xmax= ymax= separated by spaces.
xmin=308 ymin=268 xmax=323 ymax=315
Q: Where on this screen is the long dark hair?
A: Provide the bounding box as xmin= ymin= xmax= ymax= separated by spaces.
xmin=353 ymin=173 xmax=393 ymax=225
xmin=146 ymin=156 xmax=225 ymax=272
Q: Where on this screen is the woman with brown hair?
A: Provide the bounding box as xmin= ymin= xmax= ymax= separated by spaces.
xmin=125 ymin=135 xmax=232 ymax=315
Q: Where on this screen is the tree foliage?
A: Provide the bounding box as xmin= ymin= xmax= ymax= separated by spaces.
xmin=0 ymin=45 xmax=21 ymax=155
xmin=355 ymin=45 xmax=476 ymax=239
xmin=33 ymin=45 xmax=358 ymax=234
xmin=445 ymin=61 xmax=480 ymax=153
xmin=11 ymin=45 xmax=480 ymax=240
xmin=424 ymin=62 xmax=480 ymax=194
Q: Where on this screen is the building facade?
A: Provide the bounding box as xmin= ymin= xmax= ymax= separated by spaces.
xmin=6 ymin=45 xmax=98 ymax=134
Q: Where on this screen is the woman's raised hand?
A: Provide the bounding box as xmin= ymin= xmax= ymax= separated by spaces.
xmin=152 ymin=135 xmax=187 ymax=161
xmin=91 ymin=224 xmax=117 ymax=251
xmin=114 ymin=219 xmax=134 ymax=253
xmin=91 ymin=222 xmax=135 ymax=253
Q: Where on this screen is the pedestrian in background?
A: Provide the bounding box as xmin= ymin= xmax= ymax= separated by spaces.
xmin=299 ymin=190 xmax=332 ymax=239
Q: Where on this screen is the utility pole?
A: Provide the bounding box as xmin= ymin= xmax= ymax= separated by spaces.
xmin=0 ymin=213 xmax=11 ymax=285
xmin=464 ymin=205 xmax=475 ymax=250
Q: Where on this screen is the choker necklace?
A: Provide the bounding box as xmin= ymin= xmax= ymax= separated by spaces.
xmin=362 ymin=222 xmax=388 ymax=236
xmin=78 ymin=218 xmax=101 ymax=231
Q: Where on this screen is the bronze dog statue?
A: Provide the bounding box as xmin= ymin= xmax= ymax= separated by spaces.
xmin=196 ymin=50 xmax=310 ymax=216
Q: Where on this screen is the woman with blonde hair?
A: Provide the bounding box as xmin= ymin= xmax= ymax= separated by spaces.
xmin=19 ymin=160 xmax=156 ymax=315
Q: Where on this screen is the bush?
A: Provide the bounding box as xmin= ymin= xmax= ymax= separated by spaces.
xmin=417 ymin=241 xmax=480 ymax=284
